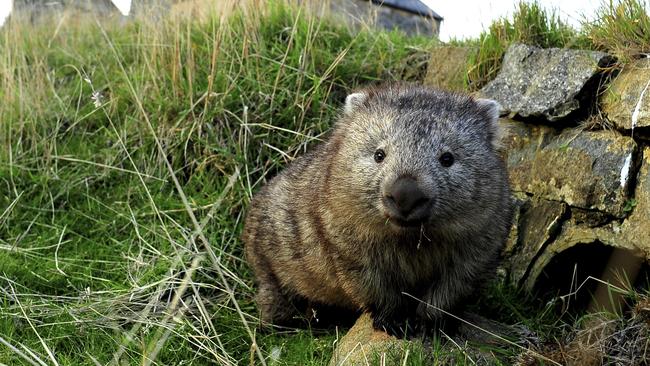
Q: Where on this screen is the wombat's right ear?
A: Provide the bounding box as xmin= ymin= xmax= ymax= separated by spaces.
xmin=344 ymin=92 xmax=368 ymax=115
xmin=476 ymin=98 xmax=506 ymax=150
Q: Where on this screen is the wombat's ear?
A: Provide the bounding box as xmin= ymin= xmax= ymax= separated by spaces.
xmin=344 ymin=92 xmax=368 ymax=115
xmin=476 ymin=98 xmax=506 ymax=150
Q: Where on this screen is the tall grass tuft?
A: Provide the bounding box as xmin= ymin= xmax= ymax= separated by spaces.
xmin=585 ymin=0 xmax=650 ymax=60
xmin=461 ymin=0 xmax=586 ymax=90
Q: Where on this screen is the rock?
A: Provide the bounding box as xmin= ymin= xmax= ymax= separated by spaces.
xmin=481 ymin=44 xmax=613 ymax=121
xmin=501 ymin=119 xmax=637 ymax=217
xmin=424 ymin=46 xmax=472 ymax=91
xmin=602 ymin=58 xmax=650 ymax=131
xmin=506 ymin=199 xmax=567 ymax=285
xmin=329 ymin=313 xmax=410 ymax=366
xmin=330 ymin=312 xmax=537 ymax=366
xmin=502 ymin=194 xmax=528 ymax=256
xmin=616 ymin=147 xmax=650 ymax=254
xmin=328 ymin=0 xmax=441 ymax=38
xmin=523 ymin=147 xmax=650 ymax=288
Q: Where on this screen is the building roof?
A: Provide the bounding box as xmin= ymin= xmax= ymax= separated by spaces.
xmin=370 ymin=0 xmax=443 ymax=20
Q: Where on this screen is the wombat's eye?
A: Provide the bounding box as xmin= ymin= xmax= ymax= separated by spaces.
xmin=439 ymin=152 xmax=454 ymax=167
xmin=374 ymin=149 xmax=386 ymax=163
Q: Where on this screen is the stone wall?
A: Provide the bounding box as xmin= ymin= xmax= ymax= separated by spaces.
xmin=475 ymin=44 xmax=650 ymax=292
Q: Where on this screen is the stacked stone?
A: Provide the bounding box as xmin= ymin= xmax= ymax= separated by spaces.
xmin=478 ymin=44 xmax=650 ymax=288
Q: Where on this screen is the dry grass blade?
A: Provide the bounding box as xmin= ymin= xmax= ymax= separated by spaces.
xmin=0 ymin=335 xmax=45 ymax=366
xmin=9 ymin=283 xmax=60 ymax=366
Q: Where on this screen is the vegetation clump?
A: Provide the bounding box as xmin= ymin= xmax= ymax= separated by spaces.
xmin=460 ymin=0 xmax=587 ymax=90
xmin=585 ymin=0 xmax=650 ymax=61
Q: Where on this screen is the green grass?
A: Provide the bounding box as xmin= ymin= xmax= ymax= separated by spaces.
xmin=1 ymin=0 xmax=648 ymax=365
xmin=454 ymin=0 xmax=650 ymax=91
xmin=585 ymin=0 xmax=650 ymax=60
xmin=0 ymin=1 xmax=438 ymax=364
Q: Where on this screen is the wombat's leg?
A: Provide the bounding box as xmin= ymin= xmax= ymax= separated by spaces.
xmin=369 ymin=299 xmax=419 ymax=337
xmin=416 ymin=268 xmax=475 ymax=332
xmin=255 ymin=274 xmax=299 ymax=327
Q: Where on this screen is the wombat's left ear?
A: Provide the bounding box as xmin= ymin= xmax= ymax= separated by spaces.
xmin=344 ymin=92 xmax=368 ymax=115
xmin=475 ymin=98 xmax=505 ymax=150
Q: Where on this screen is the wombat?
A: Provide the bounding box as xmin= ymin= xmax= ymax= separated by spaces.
xmin=242 ymin=83 xmax=514 ymax=336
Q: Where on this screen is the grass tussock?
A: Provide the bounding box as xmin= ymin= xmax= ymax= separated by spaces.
xmin=0 ymin=1 xmax=433 ymax=364
xmin=585 ymin=0 xmax=650 ymax=61
xmin=458 ymin=0 xmax=650 ymax=91
xmin=521 ymin=292 xmax=650 ymax=366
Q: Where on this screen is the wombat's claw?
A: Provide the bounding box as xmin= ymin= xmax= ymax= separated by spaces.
xmin=372 ymin=315 xmax=415 ymax=338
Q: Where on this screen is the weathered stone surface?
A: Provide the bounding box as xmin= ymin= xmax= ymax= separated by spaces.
xmin=424 ymin=46 xmax=472 ymax=91
xmin=602 ymin=58 xmax=650 ymax=131
xmin=328 ymin=0 xmax=441 ymax=37
xmin=503 ymin=194 xmax=528 ymax=256
xmin=523 ymin=148 xmax=650 ymax=288
xmin=616 ymin=147 xmax=650 ymax=253
xmin=481 ymin=44 xmax=613 ymax=121
xmin=506 ymin=199 xmax=567 ymax=285
xmin=501 ymin=119 xmax=637 ymax=217
xmin=328 ymin=313 xmax=409 ymax=366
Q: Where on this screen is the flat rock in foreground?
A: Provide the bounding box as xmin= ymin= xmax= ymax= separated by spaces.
xmin=329 ymin=312 xmax=536 ymax=365
xmin=329 ymin=313 xmax=407 ymax=366
xmin=481 ymin=44 xmax=613 ymax=122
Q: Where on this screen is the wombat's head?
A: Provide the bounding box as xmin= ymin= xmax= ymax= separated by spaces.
xmin=331 ymin=84 xmax=507 ymax=234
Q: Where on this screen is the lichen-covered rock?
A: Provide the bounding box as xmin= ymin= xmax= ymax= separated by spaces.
xmin=481 ymin=44 xmax=613 ymax=121
xmin=503 ymin=194 xmax=528 ymax=256
xmin=506 ymin=199 xmax=567 ymax=285
xmin=523 ymin=148 xmax=650 ymax=287
xmin=602 ymin=58 xmax=650 ymax=131
xmin=616 ymin=147 xmax=650 ymax=253
xmin=501 ymin=119 xmax=637 ymax=217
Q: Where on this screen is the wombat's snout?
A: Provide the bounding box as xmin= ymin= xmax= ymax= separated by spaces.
xmin=384 ymin=176 xmax=431 ymax=224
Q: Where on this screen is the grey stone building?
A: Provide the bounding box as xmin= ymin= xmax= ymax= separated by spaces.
xmin=329 ymin=0 xmax=442 ymax=37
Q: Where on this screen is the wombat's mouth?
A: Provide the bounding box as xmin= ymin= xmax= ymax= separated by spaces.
xmin=386 ymin=216 xmax=426 ymax=229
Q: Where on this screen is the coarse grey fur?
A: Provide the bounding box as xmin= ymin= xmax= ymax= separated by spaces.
xmin=243 ymin=83 xmax=514 ymax=336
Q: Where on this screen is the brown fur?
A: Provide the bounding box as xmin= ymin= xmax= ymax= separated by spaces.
xmin=243 ymin=84 xmax=514 ymax=335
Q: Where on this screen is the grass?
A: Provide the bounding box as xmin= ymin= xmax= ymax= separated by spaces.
xmin=1 ymin=0 xmax=648 ymax=365
xmin=0 ymin=1 xmax=437 ymax=364
xmin=585 ymin=0 xmax=650 ymax=61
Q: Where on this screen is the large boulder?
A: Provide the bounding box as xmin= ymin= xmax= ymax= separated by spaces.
xmin=481 ymin=44 xmax=613 ymax=122
xmin=602 ymin=58 xmax=650 ymax=131
xmin=501 ymin=119 xmax=637 ymax=217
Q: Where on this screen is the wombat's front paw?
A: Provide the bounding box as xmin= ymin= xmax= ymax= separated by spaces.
xmin=371 ymin=313 xmax=416 ymax=338
xmin=419 ymin=314 xmax=461 ymax=338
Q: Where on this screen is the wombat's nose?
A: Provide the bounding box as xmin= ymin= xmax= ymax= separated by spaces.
xmin=385 ymin=177 xmax=430 ymax=220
